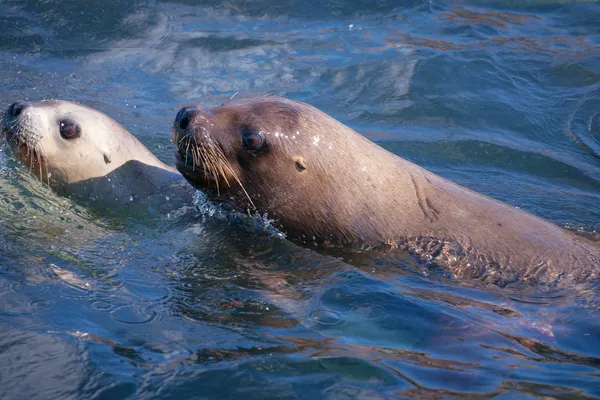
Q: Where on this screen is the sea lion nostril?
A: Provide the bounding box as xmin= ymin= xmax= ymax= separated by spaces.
xmin=8 ymin=101 xmax=28 ymax=118
xmin=175 ymin=106 xmax=214 ymax=132
xmin=175 ymin=106 xmax=190 ymax=123
xmin=179 ymin=116 xmax=191 ymax=130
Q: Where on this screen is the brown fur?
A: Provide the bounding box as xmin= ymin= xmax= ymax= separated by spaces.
xmin=173 ymin=97 xmax=600 ymax=286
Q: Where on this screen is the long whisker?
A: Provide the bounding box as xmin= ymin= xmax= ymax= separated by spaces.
xmin=203 ymin=147 xmax=221 ymax=196
xmin=28 ymin=147 xmax=34 ymax=172
xmin=37 ymin=150 xmax=43 ymax=183
xmin=208 ymin=144 xmax=231 ymax=187
xmin=178 ymin=134 xmax=189 ymax=145
xmin=185 ymin=139 xmax=191 ymax=165
xmin=210 ymin=147 xmax=231 ymax=188
xmin=45 ymin=157 xmax=50 ymax=185
xmin=221 ymin=161 xmax=255 ymax=210
xmin=200 ymin=145 xmax=218 ymax=193
xmin=195 ymin=147 xmax=209 ymax=188
xmin=192 ymin=136 xmax=202 ymax=173
xmin=182 ymin=131 xmax=256 ymax=210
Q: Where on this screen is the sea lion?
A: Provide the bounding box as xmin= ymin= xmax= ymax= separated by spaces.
xmin=171 ymin=96 xmax=600 ymax=286
xmin=1 ymin=100 xmax=192 ymax=213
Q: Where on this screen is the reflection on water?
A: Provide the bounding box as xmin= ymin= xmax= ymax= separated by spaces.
xmin=1 ymin=0 xmax=599 ymax=398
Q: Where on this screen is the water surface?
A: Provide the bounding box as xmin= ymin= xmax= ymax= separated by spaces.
xmin=1 ymin=0 xmax=599 ymax=398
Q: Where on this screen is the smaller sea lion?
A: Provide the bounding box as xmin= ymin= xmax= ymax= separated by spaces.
xmin=1 ymin=100 xmax=192 ymax=212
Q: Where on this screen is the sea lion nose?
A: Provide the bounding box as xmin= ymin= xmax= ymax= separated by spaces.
xmin=175 ymin=105 xmax=213 ymax=132
xmin=8 ymin=101 xmax=30 ymax=118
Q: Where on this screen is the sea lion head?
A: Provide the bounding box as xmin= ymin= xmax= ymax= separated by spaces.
xmin=172 ymin=96 xmax=396 ymax=246
xmin=1 ymin=100 xmax=177 ymax=205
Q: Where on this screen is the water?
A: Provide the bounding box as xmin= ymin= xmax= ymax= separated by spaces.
xmin=1 ymin=0 xmax=599 ymax=398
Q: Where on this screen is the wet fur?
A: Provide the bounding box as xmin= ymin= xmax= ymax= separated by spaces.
xmin=174 ymin=97 xmax=600 ymax=287
xmin=2 ymin=100 xmax=192 ymax=211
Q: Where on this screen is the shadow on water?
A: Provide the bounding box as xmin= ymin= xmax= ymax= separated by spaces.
xmin=0 ymin=0 xmax=599 ymax=398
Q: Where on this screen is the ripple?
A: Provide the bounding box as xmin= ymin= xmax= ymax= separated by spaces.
xmin=110 ymin=305 xmax=158 ymax=325
xmin=90 ymin=300 xmax=113 ymax=311
xmin=177 ymin=281 xmax=206 ymax=291
xmin=26 ymin=298 xmax=53 ymax=310
xmin=309 ymin=309 xmax=345 ymax=327
xmin=567 ymin=95 xmax=600 ymax=159
xmin=8 ymin=280 xmax=49 ymax=295
xmin=0 ymin=292 xmax=38 ymax=316
xmin=590 ymin=113 xmax=599 ymax=144
xmin=0 ymin=277 xmax=53 ymax=315
xmin=122 ymin=278 xmax=172 ymax=303
xmin=87 ymin=293 xmax=131 ymax=314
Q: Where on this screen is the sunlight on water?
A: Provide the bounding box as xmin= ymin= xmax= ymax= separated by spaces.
xmin=0 ymin=0 xmax=599 ymax=399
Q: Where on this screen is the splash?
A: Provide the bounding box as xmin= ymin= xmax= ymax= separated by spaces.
xmin=192 ymin=189 xmax=285 ymax=239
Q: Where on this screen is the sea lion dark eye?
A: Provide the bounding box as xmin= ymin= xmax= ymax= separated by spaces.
xmin=242 ymin=129 xmax=265 ymax=151
xmin=59 ymin=119 xmax=81 ymax=140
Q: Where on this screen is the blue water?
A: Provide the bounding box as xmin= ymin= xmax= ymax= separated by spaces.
xmin=1 ymin=0 xmax=600 ymax=398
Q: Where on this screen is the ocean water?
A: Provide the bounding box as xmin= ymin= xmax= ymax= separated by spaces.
xmin=0 ymin=0 xmax=599 ymax=398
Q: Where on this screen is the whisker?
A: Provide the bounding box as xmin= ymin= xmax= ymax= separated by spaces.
xmin=203 ymin=147 xmax=220 ymax=196
xmin=208 ymin=146 xmax=230 ymax=188
xmin=45 ymin=157 xmax=50 ymax=185
xmin=200 ymin=146 xmax=217 ymax=192
xmin=185 ymin=139 xmax=191 ymax=165
xmin=195 ymin=147 xmax=213 ymax=190
xmin=184 ymin=132 xmax=256 ymax=210
xmin=36 ymin=150 xmax=43 ymax=183
xmin=210 ymin=144 xmax=232 ymax=187
xmin=198 ymin=150 xmax=208 ymax=180
xmin=192 ymin=136 xmax=201 ymax=172
xmin=178 ymin=134 xmax=189 ymax=145
xmin=222 ymin=161 xmax=255 ymax=210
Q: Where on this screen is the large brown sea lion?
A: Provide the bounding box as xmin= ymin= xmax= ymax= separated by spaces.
xmin=1 ymin=100 xmax=192 ymax=213
xmin=170 ymin=96 xmax=600 ymax=286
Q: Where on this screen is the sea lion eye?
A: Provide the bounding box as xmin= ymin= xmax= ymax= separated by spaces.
xmin=242 ymin=129 xmax=265 ymax=151
xmin=59 ymin=119 xmax=81 ymax=140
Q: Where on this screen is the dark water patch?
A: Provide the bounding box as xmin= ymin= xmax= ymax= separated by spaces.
xmin=1 ymin=0 xmax=600 ymax=398
xmin=0 ymin=0 xmax=156 ymax=57
xmin=184 ymin=35 xmax=278 ymax=52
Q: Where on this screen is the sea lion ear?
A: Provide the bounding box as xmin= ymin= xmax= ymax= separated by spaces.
xmin=293 ymin=156 xmax=307 ymax=172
